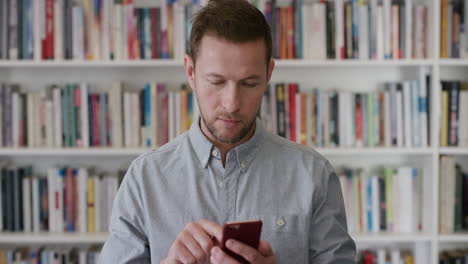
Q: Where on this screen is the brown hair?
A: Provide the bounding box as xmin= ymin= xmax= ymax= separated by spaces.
xmin=189 ymin=0 xmax=272 ymax=67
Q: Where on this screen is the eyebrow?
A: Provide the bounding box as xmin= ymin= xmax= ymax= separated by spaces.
xmin=205 ymin=73 xmax=261 ymax=81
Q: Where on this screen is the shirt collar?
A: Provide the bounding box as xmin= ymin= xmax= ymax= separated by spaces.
xmin=188 ymin=117 xmax=265 ymax=171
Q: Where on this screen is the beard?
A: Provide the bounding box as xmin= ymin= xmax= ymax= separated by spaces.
xmin=200 ymin=112 xmax=257 ymax=144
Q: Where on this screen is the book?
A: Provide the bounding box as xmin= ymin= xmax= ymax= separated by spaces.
xmin=338 ymin=165 xmax=424 ymax=234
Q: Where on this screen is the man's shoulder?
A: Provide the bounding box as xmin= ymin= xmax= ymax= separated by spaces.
xmin=263 ymin=132 xmax=330 ymax=168
xmin=131 ymin=132 xmax=191 ymax=166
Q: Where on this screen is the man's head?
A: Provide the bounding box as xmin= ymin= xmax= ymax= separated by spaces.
xmin=184 ymin=0 xmax=275 ymax=146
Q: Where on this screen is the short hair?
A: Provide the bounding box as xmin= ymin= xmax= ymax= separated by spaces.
xmin=189 ymin=0 xmax=273 ymax=67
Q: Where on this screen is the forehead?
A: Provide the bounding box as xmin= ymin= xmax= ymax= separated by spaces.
xmin=195 ymin=35 xmax=267 ymax=78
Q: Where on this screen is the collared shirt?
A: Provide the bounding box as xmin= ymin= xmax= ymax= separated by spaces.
xmin=99 ymin=118 xmax=356 ymax=263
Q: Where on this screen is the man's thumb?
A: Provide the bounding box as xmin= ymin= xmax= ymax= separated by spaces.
xmin=258 ymin=240 xmax=274 ymax=256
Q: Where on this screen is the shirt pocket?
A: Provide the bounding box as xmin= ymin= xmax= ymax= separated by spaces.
xmin=254 ymin=214 xmax=308 ymax=264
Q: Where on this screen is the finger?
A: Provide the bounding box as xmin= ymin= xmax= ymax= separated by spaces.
xmin=198 ymin=219 xmax=223 ymax=242
xmin=225 ymin=239 xmax=261 ymax=263
xmin=179 ymin=230 xmax=207 ymax=262
xmin=258 ymin=240 xmax=274 ymax=256
xmin=170 ymin=240 xmax=197 ymax=264
xmin=187 ymin=222 xmax=216 ymax=255
xmin=210 ymin=246 xmax=240 ymax=264
xmin=161 ymin=258 xmax=183 ymax=264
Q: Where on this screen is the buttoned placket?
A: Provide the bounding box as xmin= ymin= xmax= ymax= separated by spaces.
xmin=210 ymin=148 xmax=242 ymax=224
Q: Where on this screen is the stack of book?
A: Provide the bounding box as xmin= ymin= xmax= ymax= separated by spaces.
xmin=0 ymin=82 xmax=197 ymax=149
xmin=358 ymin=249 xmax=413 ymax=264
xmin=0 ymin=246 xmax=101 ymax=264
xmin=358 ymin=245 xmax=428 ymax=264
xmin=0 ymin=165 xmax=126 ymax=233
xmin=440 ymin=81 xmax=468 ymax=147
xmin=0 ymin=0 xmax=429 ymax=61
xmin=261 ymin=77 xmax=430 ymax=148
xmin=439 ymin=156 xmax=468 ymax=234
xmin=252 ymin=0 xmax=429 ymax=59
xmin=440 ymin=0 xmax=468 ymax=58
xmin=338 ymin=166 xmax=424 ymax=234
xmin=2 ymin=78 xmax=432 ymax=150
xmin=440 ymin=249 xmax=468 ymax=263
xmin=0 ymin=0 xmax=198 ymax=60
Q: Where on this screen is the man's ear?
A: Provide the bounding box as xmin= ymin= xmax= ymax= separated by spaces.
xmin=266 ymin=59 xmax=275 ymax=84
xmin=184 ymin=54 xmax=196 ymax=92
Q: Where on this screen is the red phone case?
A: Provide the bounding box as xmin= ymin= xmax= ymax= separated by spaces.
xmin=220 ymin=220 xmax=263 ymax=264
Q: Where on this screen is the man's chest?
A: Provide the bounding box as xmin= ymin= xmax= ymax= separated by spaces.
xmin=142 ymin=163 xmax=313 ymax=263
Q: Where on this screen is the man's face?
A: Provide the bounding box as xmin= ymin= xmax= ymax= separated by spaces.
xmin=184 ymin=35 xmax=274 ymax=144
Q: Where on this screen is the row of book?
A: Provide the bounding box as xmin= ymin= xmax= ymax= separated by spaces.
xmin=0 ymin=0 xmax=431 ymax=61
xmin=0 ymin=165 xmax=126 ymax=233
xmin=0 ymin=82 xmax=198 ymax=149
xmin=440 ymin=249 xmax=468 ymax=263
xmin=266 ymin=0 xmax=430 ymax=60
xmin=0 ymin=0 xmax=197 ymax=60
xmin=260 ymin=76 xmax=431 ymax=148
xmin=1 ymin=76 xmax=432 ymax=149
xmin=357 ymin=246 xmax=429 ymax=264
xmin=440 ymin=0 xmax=468 ymax=58
xmin=0 ymin=247 xmax=101 ymax=264
xmin=440 ymin=81 xmax=468 ymax=147
xmin=439 ymin=156 xmax=468 ymax=234
xmin=338 ymin=166 xmax=423 ymax=234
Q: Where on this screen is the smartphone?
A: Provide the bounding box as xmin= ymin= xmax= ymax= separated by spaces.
xmin=220 ymin=220 xmax=263 ymax=264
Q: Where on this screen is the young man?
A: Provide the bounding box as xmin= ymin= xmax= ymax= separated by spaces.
xmin=99 ymin=0 xmax=356 ymax=263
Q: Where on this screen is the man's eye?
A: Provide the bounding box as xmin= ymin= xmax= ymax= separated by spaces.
xmin=243 ymin=83 xmax=258 ymax=87
xmin=210 ymin=81 xmax=224 ymax=85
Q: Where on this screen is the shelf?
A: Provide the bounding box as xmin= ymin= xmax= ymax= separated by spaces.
xmin=438 ymin=234 xmax=468 ymax=242
xmin=439 ymin=148 xmax=468 ymax=155
xmin=0 ymin=147 xmax=435 ymax=156
xmin=347 ymin=233 xmax=433 ymax=243
xmin=0 ymin=232 xmax=434 ymax=244
xmin=439 ymin=59 xmax=468 ymax=66
xmin=0 ymin=148 xmax=149 ymax=156
xmin=0 ymin=232 xmax=108 ymax=244
xmin=275 ymin=59 xmax=435 ymax=67
xmin=315 ymin=147 xmax=434 ymax=156
xmin=0 ymin=59 xmax=435 ymax=68
xmin=0 ymin=60 xmax=183 ymax=67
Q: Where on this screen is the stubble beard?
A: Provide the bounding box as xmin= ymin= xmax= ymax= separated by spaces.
xmin=200 ymin=113 xmax=256 ymax=144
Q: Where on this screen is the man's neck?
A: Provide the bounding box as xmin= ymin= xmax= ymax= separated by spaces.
xmin=200 ymin=119 xmax=256 ymax=167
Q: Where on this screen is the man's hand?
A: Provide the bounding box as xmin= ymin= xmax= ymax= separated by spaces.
xmin=161 ymin=219 xmax=223 ymax=264
xmin=209 ymin=240 xmax=275 ymax=264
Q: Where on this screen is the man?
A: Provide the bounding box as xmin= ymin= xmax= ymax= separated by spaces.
xmin=100 ymin=0 xmax=356 ymax=263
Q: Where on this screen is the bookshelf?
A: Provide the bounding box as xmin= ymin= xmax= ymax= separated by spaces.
xmin=0 ymin=147 xmax=434 ymax=156
xmin=0 ymin=232 xmax=109 ymax=245
xmin=0 ymin=0 xmax=467 ymax=263
xmin=0 ymin=232 xmax=434 ymax=245
xmin=0 ymin=59 xmax=435 ymax=67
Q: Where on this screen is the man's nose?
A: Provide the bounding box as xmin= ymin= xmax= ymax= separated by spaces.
xmin=222 ymin=83 xmax=241 ymax=113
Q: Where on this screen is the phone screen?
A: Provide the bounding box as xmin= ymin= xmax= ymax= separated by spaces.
xmin=220 ymin=220 xmax=263 ymax=263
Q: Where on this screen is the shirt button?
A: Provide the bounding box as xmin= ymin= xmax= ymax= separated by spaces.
xmin=212 ymin=150 xmax=219 ymax=157
xmin=277 ymin=218 xmax=285 ymax=226
xmin=240 ymin=162 xmax=246 ymax=169
xmin=219 ymin=182 xmax=224 ymax=188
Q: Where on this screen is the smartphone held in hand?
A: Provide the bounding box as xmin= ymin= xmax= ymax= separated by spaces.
xmin=221 ymin=220 xmax=263 ymax=263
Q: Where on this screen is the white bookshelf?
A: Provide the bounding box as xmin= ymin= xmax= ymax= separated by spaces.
xmin=0 ymin=232 xmax=442 ymax=247
xmin=438 ymin=59 xmax=468 ymax=66
xmin=0 ymin=59 xmax=436 ymax=68
xmin=0 ymin=147 xmax=436 ymax=156
xmin=0 ymin=232 xmax=109 ymax=245
xmin=0 ymin=232 xmax=436 ymax=245
xmin=1 ymin=0 xmax=468 ymax=262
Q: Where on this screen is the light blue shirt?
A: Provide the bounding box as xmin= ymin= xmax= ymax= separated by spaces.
xmin=100 ymin=118 xmax=356 ymax=263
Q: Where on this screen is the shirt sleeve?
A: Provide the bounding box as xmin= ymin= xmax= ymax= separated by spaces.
xmin=99 ymin=161 xmax=151 ymax=264
xmin=308 ymin=161 xmax=357 ymax=263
